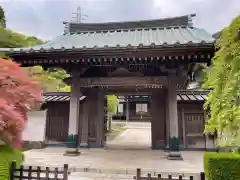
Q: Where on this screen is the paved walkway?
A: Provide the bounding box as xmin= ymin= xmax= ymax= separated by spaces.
xmin=23 ymin=122 xmax=204 ymax=180
xmin=23 ymin=148 xmax=203 ymax=179
xmin=106 ymin=122 xmax=151 ymax=150
xmin=24 ymin=148 xmax=203 ymax=172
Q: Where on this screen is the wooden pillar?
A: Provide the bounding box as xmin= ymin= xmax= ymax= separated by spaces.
xmin=67 ymin=76 xmax=80 ymax=148
xmin=87 ymin=89 xmax=97 ymax=147
xmin=96 ymin=91 xmax=105 ymax=147
xmin=79 ymin=100 xmax=88 ymax=147
xmin=165 ymin=92 xmax=170 ymax=148
xmin=87 ymin=88 xmax=105 ymax=148
xmin=125 ymin=99 xmax=129 ymax=123
xmin=104 ymin=96 xmax=108 ymax=143
xmin=151 ymin=89 xmax=166 ymax=150
xmin=167 ymin=72 xmax=182 ymax=160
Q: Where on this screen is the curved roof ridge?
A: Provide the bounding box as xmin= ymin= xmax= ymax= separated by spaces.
xmin=71 ymin=25 xmax=190 ymax=35
xmin=67 ymin=14 xmax=195 ymax=33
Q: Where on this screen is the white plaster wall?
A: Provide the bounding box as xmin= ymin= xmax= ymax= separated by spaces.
xmin=22 ymin=110 xmax=47 ymax=141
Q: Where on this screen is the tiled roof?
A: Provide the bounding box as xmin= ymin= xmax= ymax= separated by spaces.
xmin=0 ymin=27 xmax=214 ymax=53
xmin=67 ymin=15 xmax=193 ymax=33
xmin=177 ymin=90 xmax=208 ymax=101
xmin=43 ymin=93 xmax=86 ymax=102
xmin=43 ymin=91 xmax=209 ymax=102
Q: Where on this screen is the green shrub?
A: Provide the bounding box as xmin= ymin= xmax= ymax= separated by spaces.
xmin=0 ymin=145 xmax=24 ymax=180
xmin=204 ymin=152 xmax=240 ymax=180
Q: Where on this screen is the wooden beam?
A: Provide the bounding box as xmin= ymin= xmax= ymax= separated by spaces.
xmin=80 ymin=87 xmax=156 ymax=95
xmin=66 ymin=76 xmax=167 ymax=87
xmin=105 ymin=91 xmax=152 ymax=96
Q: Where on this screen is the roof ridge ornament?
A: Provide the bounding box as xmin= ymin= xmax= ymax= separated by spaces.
xmin=188 ymin=14 xmax=196 ymax=27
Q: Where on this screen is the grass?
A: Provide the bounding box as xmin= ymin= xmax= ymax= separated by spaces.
xmin=106 ymin=123 xmax=126 ymax=141
xmin=0 ymin=145 xmax=24 ymax=180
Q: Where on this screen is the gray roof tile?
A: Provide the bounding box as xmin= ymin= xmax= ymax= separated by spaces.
xmin=43 ymin=94 xmax=85 ymax=102
xmin=0 ymin=27 xmax=215 ymax=53
xmin=177 ymin=90 xmax=209 ymax=101
xmin=43 ymin=90 xmax=209 ymax=102
xmin=67 ymin=15 xmax=192 ymax=33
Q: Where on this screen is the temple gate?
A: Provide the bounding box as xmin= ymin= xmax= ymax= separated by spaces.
xmin=0 ymin=14 xmax=215 ymax=158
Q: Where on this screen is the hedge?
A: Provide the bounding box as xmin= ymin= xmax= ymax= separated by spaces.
xmin=0 ymin=145 xmax=24 ymax=180
xmin=204 ymin=152 xmax=240 ymax=180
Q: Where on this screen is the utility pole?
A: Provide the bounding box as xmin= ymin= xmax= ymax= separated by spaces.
xmin=71 ymin=6 xmax=88 ymax=23
xmin=63 ymin=6 xmax=88 ymax=34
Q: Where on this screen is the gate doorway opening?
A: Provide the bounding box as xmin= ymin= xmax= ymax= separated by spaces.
xmin=105 ymin=95 xmax=152 ymax=150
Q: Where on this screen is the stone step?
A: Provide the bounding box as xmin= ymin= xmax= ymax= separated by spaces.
xmin=69 ymin=172 xmax=134 ymax=180
xmin=23 ymin=163 xmax=201 ymax=180
xmin=68 ymin=171 xmax=201 ymax=180
xmin=68 ymin=166 xmax=200 ymax=180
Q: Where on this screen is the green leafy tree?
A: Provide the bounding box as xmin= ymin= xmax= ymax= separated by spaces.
xmin=203 ymin=16 xmax=240 ymax=152
xmin=60 ymin=85 xmax=71 ymax=92
xmin=107 ymin=95 xmax=118 ymax=115
xmin=188 ymin=31 xmax=222 ymax=90
xmin=0 ymin=6 xmax=6 ymax=28
xmin=0 ymin=26 xmax=70 ymax=92
xmin=25 ymin=67 xmax=69 ymax=92
xmin=0 ymin=7 xmax=69 ymax=92
xmin=26 ymin=36 xmax=45 ymax=46
xmin=107 ymin=95 xmax=118 ymax=131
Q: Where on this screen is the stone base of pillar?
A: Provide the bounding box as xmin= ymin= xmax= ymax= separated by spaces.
xmin=67 ymin=134 xmax=77 ymax=148
xmin=65 ymin=134 xmax=81 ymax=156
xmin=167 ymin=151 xmax=183 ymax=160
xmin=63 ymin=149 xmax=81 ymax=156
xmin=67 ymin=135 xmax=90 ymax=148
xmin=167 ymin=136 xmax=183 ymax=160
xmin=169 ymin=136 xmax=180 ymax=151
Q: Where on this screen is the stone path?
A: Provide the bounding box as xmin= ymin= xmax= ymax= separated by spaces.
xmin=106 ymin=122 xmax=151 ymax=150
xmin=23 ymin=122 xmax=204 ymax=180
xmin=23 ymin=148 xmax=203 ymax=180
xmin=24 ymin=148 xmax=203 ymax=172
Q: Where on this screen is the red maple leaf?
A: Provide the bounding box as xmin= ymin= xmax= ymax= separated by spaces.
xmin=0 ymin=58 xmax=43 ymax=149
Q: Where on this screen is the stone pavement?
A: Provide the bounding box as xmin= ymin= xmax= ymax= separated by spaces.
xmin=23 ymin=148 xmax=203 ymax=179
xmin=24 ymin=148 xmax=203 ymax=173
xmin=106 ymin=122 xmax=151 ymax=150
xmin=23 ymin=122 xmax=204 ymax=179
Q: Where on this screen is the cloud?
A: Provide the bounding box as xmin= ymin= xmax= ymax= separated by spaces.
xmin=0 ymin=0 xmax=239 ymax=40
xmin=153 ymin=0 xmax=240 ymax=34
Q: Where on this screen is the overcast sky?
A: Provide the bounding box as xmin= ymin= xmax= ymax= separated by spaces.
xmin=0 ymin=0 xmax=239 ymax=40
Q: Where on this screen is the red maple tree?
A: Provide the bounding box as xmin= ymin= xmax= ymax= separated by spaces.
xmin=0 ymin=58 xmax=43 ymax=149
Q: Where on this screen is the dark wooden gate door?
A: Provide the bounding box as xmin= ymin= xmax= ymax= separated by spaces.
xmin=103 ymin=96 xmax=108 ymax=145
xmin=185 ymin=112 xmax=205 ymax=148
xmin=45 ymin=102 xmax=69 ymax=142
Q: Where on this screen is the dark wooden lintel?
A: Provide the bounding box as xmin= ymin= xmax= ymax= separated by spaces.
xmin=103 ymin=89 xmax=158 ymax=95
xmin=72 ymin=76 xmax=167 ymax=87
